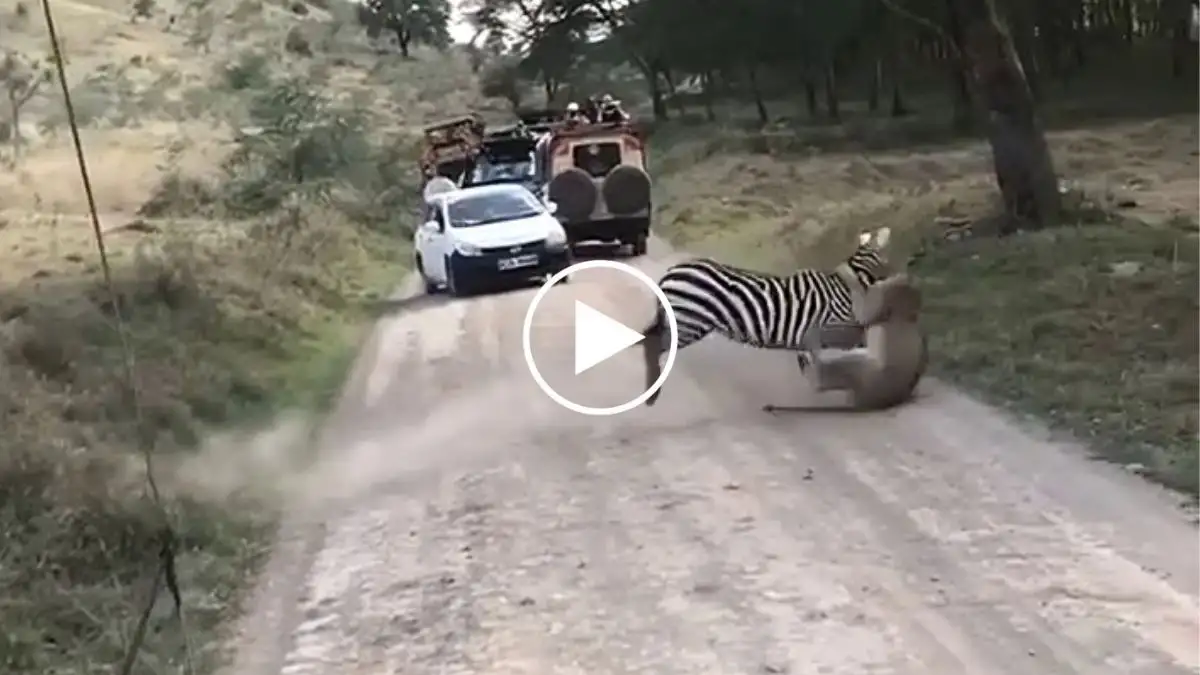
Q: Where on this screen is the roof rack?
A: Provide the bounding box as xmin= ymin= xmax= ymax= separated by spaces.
xmin=549 ymin=120 xmax=642 ymax=140
xmin=516 ymin=107 xmax=567 ymax=128
xmin=421 ymin=114 xmax=484 ymax=151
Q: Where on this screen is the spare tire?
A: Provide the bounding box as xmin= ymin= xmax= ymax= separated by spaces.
xmin=601 ymin=165 xmax=652 ymax=215
xmin=547 ymin=168 xmax=597 ymax=222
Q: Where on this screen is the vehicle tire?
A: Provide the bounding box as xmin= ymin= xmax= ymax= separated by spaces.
xmin=416 ymin=254 xmax=438 ymax=294
xmin=601 ymin=166 xmax=652 ymax=216
xmin=445 ymin=256 xmax=474 ymax=298
xmin=547 ymin=168 xmax=597 ymax=222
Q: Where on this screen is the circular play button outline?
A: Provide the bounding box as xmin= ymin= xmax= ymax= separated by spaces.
xmin=521 ymin=259 xmax=678 ymax=416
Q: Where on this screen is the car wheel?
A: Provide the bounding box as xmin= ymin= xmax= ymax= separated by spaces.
xmin=631 ymin=235 xmax=648 ymax=257
xmin=416 ymin=254 xmax=438 ymax=294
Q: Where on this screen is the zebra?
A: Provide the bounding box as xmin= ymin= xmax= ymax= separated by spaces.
xmin=641 ymin=226 xmax=895 ymax=407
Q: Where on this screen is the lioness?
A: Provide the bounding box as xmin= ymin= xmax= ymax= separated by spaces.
xmin=764 ymin=272 xmax=927 ymax=412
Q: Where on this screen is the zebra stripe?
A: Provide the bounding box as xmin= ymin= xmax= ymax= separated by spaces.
xmin=640 ymin=227 xmax=895 ymax=406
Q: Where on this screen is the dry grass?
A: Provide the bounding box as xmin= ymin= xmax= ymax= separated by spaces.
xmin=653 ymin=104 xmax=1199 ymax=496
xmin=0 ymin=0 xmax=500 ymax=669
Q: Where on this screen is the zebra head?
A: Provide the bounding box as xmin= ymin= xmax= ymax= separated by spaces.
xmin=842 ymin=226 xmax=894 ymax=289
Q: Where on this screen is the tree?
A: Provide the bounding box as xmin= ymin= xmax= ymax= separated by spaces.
xmin=358 ymin=0 xmax=451 ymax=57
xmin=0 ymin=51 xmax=50 ymax=154
xmin=475 ymin=0 xmax=1187 ymax=231
xmin=468 ymin=0 xmax=592 ymax=105
xmin=951 ymin=0 xmax=1061 ymax=230
xmin=130 ymin=0 xmax=155 ymax=22
xmin=479 ymin=56 xmax=525 ymax=109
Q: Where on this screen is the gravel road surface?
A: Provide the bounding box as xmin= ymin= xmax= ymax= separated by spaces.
xmin=224 ymin=246 xmax=1198 ymax=675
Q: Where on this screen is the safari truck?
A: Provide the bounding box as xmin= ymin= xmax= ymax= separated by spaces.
xmin=535 ymin=120 xmax=652 ymax=256
xmin=419 ymin=114 xmax=485 ymax=185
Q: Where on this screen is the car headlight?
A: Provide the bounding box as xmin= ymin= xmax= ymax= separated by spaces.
xmin=545 ymin=230 xmax=567 ymax=250
xmin=454 ymin=241 xmax=482 ymax=256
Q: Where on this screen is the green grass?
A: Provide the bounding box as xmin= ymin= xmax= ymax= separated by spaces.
xmin=915 ymin=221 xmax=1199 ymax=494
xmin=650 ymin=109 xmax=1199 ymax=497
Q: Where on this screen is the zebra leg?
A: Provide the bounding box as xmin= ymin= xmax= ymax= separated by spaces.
xmin=643 ymin=312 xmax=706 ymax=407
xmin=795 ymin=322 xmax=863 ymax=376
xmin=642 ymin=309 xmax=668 ymax=406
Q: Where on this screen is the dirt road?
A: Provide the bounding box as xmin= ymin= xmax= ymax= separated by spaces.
xmin=224 ymin=248 xmax=1198 ymax=675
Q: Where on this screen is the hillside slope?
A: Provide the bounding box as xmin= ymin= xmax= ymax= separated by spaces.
xmin=0 ymin=0 xmax=504 ymax=670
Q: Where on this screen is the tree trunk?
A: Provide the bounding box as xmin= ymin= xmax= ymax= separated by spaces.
xmin=944 ymin=0 xmax=975 ymax=131
xmin=1071 ymin=1 xmax=1087 ymax=70
xmin=647 ymin=75 xmax=668 ymax=120
xmin=8 ymin=90 xmax=21 ymax=151
xmin=883 ymin=22 xmax=909 ymax=117
xmin=394 ymin=26 xmax=411 ymax=58
xmin=822 ymin=63 xmax=840 ymax=121
xmin=1008 ymin=4 xmax=1042 ymax=100
xmin=1169 ymin=0 xmax=1197 ymax=79
xmin=954 ymin=0 xmax=1061 ymax=231
xmin=867 ymin=58 xmax=882 ymax=112
xmin=747 ymin=65 xmax=769 ymax=124
xmin=701 ymin=71 xmax=716 ymax=121
xmin=662 ymin=68 xmax=686 ymax=116
xmin=890 ymin=81 xmax=909 ymax=117
xmin=1121 ymin=0 xmax=1135 ymax=44
xmin=804 ymin=78 xmax=819 ymax=117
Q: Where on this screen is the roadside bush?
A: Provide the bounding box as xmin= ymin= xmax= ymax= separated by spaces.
xmin=221 ymin=77 xmax=371 ymax=216
xmin=223 ymin=50 xmax=273 ymax=91
xmin=138 ymin=171 xmax=219 ymax=218
xmin=284 ymin=26 xmax=313 ymax=56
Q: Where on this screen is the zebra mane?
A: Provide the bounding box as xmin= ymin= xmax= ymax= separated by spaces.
xmin=840 ymin=242 xmax=890 ymax=288
xmin=683 ymin=241 xmax=888 ymax=285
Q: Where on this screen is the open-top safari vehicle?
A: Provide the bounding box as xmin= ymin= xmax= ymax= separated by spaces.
xmin=419 ymin=114 xmax=485 ymax=184
xmin=533 ymin=118 xmax=652 ymax=256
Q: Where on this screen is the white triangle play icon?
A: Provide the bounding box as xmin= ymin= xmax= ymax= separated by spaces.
xmin=573 ymin=300 xmax=645 ymax=375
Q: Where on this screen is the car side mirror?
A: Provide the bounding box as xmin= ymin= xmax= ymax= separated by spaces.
xmin=422 ymin=220 xmax=439 ymax=233
xmin=545 ymin=200 xmax=558 ymax=215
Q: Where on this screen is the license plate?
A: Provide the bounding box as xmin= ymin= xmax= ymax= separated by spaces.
xmin=498 ymin=253 xmax=539 ymax=271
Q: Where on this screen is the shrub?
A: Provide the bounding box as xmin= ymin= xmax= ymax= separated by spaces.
xmin=221 ymin=78 xmax=371 ymax=216
xmin=223 ymin=50 xmax=273 ymax=91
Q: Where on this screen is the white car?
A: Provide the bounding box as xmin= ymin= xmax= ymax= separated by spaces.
xmin=414 ymin=182 xmax=572 ymax=297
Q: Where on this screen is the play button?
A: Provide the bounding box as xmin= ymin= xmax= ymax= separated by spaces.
xmin=522 ymin=259 xmax=678 ymax=416
xmin=573 ymin=300 xmax=645 ymax=375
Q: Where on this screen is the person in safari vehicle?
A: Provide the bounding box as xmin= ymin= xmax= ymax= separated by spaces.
xmin=565 ymin=102 xmax=588 ymax=127
xmin=598 ymin=94 xmax=629 ymax=123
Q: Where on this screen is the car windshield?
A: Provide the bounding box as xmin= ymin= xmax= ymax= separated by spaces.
xmin=447 ymin=190 xmax=542 ymax=227
xmin=471 ymin=158 xmax=535 ymax=184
